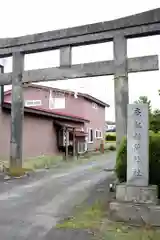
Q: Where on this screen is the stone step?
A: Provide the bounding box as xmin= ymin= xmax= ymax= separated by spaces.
xmin=116 ymin=184 xmax=158 ymax=205
xmin=109 ymin=201 xmax=160 ymax=226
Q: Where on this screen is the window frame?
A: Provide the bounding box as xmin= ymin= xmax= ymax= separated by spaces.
xmin=95 ymin=129 xmax=99 ymax=139
xmin=99 ymin=130 xmax=102 ymax=138
xmin=88 ymin=128 xmax=94 ymax=143
xmin=92 ymin=102 xmax=98 ymax=109
xmin=95 ymin=129 xmax=103 ymax=139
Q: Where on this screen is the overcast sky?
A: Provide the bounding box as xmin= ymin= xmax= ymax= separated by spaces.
xmin=1 ymin=0 xmax=160 ymax=121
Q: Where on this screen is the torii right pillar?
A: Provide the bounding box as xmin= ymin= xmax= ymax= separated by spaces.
xmin=110 ymin=34 xmax=159 ymax=226
xmin=114 ymin=34 xmax=128 ymax=150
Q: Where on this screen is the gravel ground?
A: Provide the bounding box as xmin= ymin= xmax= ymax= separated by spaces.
xmin=0 ymin=152 xmax=116 ymax=240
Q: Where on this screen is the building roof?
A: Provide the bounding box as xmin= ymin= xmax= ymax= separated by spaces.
xmin=2 ymin=102 xmax=89 ymax=123
xmin=4 ymin=84 xmax=109 ymax=107
xmin=24 ymin=84 xmax=110 ymax=107
xmin=3 ymin=83 xmax=107 ymax=122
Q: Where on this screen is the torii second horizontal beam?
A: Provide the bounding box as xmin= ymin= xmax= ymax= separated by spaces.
xmin=0 ymin=55 xmax=158 ymax=86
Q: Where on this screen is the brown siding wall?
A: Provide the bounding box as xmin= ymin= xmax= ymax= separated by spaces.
xmin=0 ymin=109 xmax=58 ymax=159
xmin=0 ymin=108 xmax=10 ymax=159
xmin=22 ymin=115 xmax=58 ymax=158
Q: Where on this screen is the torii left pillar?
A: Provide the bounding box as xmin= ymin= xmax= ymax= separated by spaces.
xmin=0 ymin=65 xmax=4 ymax=141
xmin=0 ymin=65 xmax=4 ymax=106
xmin=10 ymin=52 xmax=24 ymax=169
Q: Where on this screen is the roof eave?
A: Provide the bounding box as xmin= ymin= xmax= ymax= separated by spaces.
xmin=81 ymin=94 xmax=110 ymax=107
xmin=2 ymin=102 xmax=90 ymax=123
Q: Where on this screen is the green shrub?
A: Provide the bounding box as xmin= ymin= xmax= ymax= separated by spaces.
xmin=115 ymin=137 xmax=127 ymax=182
xmin=108 ymin=145 xmax=116 ymax=151
xmin=116 ymin=135 xmax=160 ymax=197
xmin=105 ymin=134 xmax=116 ymax=141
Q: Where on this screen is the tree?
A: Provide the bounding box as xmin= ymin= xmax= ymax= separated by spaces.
xmin=134 ymin=96 xmax=153 ymax=131
xmin=150 ymin=109 xmax=160 ymax=133
xmin=134 ymin=96 xmax=152 ymax=113
xmin=149 ymin=90 xmax=160 ymax=133
xmin=133 ymin=96 xmax=160 ymax=133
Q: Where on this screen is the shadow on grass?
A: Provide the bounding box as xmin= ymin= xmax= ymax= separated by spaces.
xmin=56 ymin=200 xmax=104 ymax=230
xmin=57 ymin=199 xmax=160 ymax=240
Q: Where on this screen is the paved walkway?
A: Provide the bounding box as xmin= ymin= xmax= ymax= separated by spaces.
xmin=0 ymin=152 xmax=116 ymax=240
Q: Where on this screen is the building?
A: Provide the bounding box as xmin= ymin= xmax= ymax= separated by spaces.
xmin=0 ymin=84 xmax=109 ymax=159
xmin=105 ymin=121 xmax=116 ymax=132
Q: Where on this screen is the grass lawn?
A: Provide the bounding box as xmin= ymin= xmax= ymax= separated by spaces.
xmin=24 ymin=155 xmax=63 ymax=170
xmin=25 ymin=151 xmax=110 ymax=170
xmin=57 ymin=200 xmax=160 ymax=240
xmin=0 ymin=155 xmax=63 ymax=171
xmin=0 ymin=150 xmax=114 ymax=173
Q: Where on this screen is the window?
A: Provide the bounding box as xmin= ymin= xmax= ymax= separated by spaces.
xmin=92 ymin=102 xmax=98 ymax=109
xmin=88 ymin=128 xmax=93 ymax=143
xmin=95 ymin=129 xmax=99 ymax=139
xmin=49 ymin=96 xmax=65 ymax=109
xmin=49 ymin=93 xmax=54 ymax=109
xmin=54 ymin=97 xmax=65 ymax=109
xmin=49 ymin=90 xmax=66 ymax=109
xmin=95 ymin=129 xmax=102 ymax=139
xmin=25 ymin=100 xmax=42 ymax=107
xmin=99 ymin=130 xmax=102 ymax=138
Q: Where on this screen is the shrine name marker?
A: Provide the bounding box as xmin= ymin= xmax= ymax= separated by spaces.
xmin=127 ymin=104 xmax=149 ymax=186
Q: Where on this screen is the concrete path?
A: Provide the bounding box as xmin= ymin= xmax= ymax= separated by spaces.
xmin=0 ymin=152 xmax=115 ymax=240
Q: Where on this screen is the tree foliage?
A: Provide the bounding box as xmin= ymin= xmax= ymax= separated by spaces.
xmin=150 ymin=109 xmax=160 ymax=133
xmin=134 ymin=95 xmax=160 ymax=133
xmin=134 ymin=95 xmax=152 ymax=113
xmin=116 ymin=135 xmax=160 ymax=198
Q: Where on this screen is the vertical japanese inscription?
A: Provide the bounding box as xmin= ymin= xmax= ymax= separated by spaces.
xmin=132 ymin=107 xmax=142 ymax=177
xmin=127 ymin=104 xmax=149 ymax=186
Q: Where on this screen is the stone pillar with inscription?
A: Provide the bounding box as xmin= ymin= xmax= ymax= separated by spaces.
xmin=109 ymin=104 xmax=160 ymax=226
xmin=114 ymin=104 xmax=158 ymax=204
xmin=127 ymin=104 xmax=149 ymax=186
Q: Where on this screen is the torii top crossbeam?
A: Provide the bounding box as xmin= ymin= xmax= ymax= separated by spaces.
xmin=0 ymin=8 xmax=159 ymax=56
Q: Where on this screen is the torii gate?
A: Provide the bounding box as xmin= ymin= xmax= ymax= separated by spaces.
xmin=0 ymin=8 xmax=160 ymax=169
